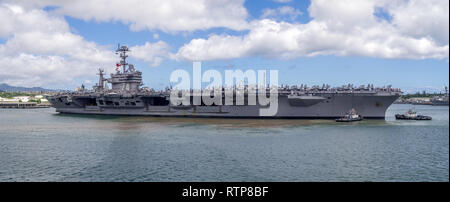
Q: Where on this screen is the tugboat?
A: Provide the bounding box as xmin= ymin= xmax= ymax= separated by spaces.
xmin=395 ymin=109 xmax=432 ymax=120
xmin=336 ymin=109 xmax=363 ymax=122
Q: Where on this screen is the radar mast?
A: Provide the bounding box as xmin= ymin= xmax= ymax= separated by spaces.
xmin=116 ymin=44 xmax=130 ymax=73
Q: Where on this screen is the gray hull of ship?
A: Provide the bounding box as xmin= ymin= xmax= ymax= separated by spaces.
xmin=432 ymin=100 xmax=449 ymax=106
xmin=49 ymin=94 xmax=399 ymax=119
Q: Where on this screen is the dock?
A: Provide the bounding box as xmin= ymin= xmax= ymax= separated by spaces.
xmin=0 ymin=102 xmax=51 ymax=108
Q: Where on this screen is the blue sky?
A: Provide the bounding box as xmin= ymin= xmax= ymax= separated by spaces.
xmin=0 ymin=0 xmax=448 ymax=93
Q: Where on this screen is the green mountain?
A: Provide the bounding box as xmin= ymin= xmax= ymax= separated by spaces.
xmin=0 ymin=83 xmax=56 ymax=92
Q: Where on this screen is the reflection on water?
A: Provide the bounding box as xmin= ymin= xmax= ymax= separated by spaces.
xmin=54 ymin=111 xmax=389 ymax=129
xmin=57 ymin=112 xmax=336 ymax=127
xmin=0 ymin=104 xmax=448 ymax=181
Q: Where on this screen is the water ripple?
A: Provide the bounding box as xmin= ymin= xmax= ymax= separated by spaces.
xmin=0 ymin=105 xmax=448 ymax=181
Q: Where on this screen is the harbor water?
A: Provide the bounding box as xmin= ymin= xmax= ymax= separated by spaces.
xmin=0 ymin=104 xmax=448 ymax=181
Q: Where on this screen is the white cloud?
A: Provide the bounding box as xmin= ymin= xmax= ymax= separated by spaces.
xmin=177 ymin=0 xmax=449 ymax=61
xmin=10 ymin=0 xmax=249 ymax=32
xmin=130 ymin=41 xmax=174 ymax=67
xmin=0 ymin=2 xmax=178 ymax=88
xmin=177 ymin=34 xmax=247 ymax=61
xmin=388 ymin=0 xmax=449 ymax=45
xmin=0 ymin=3 xmax=116 ymax=88
xmin=262 ymin=6 xmax=302 ymax=21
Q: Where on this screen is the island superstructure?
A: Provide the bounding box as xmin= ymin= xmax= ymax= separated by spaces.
xmin=47 ymin=44 xmax=402 ymax=118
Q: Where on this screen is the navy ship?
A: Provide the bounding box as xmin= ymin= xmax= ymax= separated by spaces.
xmin=431 ymin=87 xmax=449 ymax=106
xmin=47 ymin=45 xmax=402 ymax=118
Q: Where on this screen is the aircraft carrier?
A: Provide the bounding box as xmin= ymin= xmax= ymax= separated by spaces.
xmin=47 ymin=45 xmax=402 ymax=119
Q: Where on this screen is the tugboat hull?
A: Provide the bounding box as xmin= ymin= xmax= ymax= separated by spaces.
xmin=335 ymin=118 xmax=362 ymax=122
xmin=395 ymin=114 xmax=432 ymax=120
